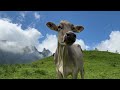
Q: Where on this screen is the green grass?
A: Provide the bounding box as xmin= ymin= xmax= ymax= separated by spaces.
xmin=0 ymin=51 xmax=120 ymax=79
xmin=84 ymin=51 xmax=120 ymax=79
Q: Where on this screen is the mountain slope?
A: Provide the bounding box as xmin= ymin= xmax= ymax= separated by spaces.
xmin=0 ymin=40 xmax=52 ymax=64
xmin=0 ymin=51 xmax=120 ymax=79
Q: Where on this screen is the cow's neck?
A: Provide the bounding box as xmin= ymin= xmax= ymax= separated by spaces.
xmin=57 ymin=42 xmax=70 ymax=66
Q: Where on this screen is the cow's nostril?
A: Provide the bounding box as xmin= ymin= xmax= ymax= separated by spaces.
xmin=67 ymin=33 xmax=70 ymax=36
xmin=73 ymin=34 xmax=76 ymax=38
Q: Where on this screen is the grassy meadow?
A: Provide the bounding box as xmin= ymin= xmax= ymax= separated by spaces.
xmin=0 ymin=51 xmax=120 ymax=79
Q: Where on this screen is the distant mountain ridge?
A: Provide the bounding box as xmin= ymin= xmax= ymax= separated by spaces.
xmin=0 ymin=40 xmax=52 ymax=64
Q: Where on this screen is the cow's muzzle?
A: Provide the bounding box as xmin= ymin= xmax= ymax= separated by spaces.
xmin=64 ymin=32 xmax=76 ymax=45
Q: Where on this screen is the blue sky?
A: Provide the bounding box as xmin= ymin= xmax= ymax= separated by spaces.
xmin=0 ymin=11 xmax=120 ymax=53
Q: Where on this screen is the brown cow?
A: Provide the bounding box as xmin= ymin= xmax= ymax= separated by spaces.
xmin=46 ymin=20 xmax=84 ymax=79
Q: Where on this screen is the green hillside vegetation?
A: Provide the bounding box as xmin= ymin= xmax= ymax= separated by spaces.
xmin=0 ymin=51 xmax=120 ymax=79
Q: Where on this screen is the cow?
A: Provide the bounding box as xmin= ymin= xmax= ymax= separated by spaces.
xmin=46 ymin=20 xmax=84 ymax=79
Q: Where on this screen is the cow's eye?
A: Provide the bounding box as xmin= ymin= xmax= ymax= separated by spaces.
xmin=58 ymin=25 xmax=63 ymax=30
xmin=71 ymin=26 xmax=75 ymax=30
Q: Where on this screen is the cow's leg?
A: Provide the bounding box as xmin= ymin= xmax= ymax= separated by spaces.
xmin=63 ymin=73 xmax=68 ymax=79
xmin=80 ymin=67 xmax=84 ymax=79
xmin=79 ymin=59 xmax=84 ymax=79
xmin=72 ymin=70 xmax=78 ymax=79
xmin=72 ymin=73 xmax=77 ymax=79
xmin=57 ymin=70 xmax=63 ymax=79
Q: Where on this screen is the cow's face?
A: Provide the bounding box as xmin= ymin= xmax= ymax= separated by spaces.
xmin=46 ymin=20 xmax=84 ymax=45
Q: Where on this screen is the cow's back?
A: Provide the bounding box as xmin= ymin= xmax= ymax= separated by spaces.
xmin=67 ymin=44 xmax=83 ymax=67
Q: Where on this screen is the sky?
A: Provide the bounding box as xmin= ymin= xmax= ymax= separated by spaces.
xmin=0 ymin=11 xmax=120 ymax=54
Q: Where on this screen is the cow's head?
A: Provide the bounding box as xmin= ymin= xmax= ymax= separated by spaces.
xmin=46 ymin=20 xmax=84 ymax=45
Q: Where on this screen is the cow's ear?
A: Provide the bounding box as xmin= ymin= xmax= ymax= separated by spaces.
xmin=73 ymin=26 xmax=84 ymax=33
xmin=46 ymin=22 xmax=58 ymax=31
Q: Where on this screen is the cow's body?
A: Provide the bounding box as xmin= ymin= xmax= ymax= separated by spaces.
xmin=46 ymin=20 xmax=84 ymax=79
xmin=54 ymin=43 xmax=84 ymax=79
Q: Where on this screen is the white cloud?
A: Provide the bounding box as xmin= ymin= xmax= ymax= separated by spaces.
xmin=37 ymin=34 xmax=57 ymax=54
xmin=34 ymin=12 xmax=40 ymax=19
xmin=96 ymin=31 xmax=120 ymax=53
xmin=19 ymin=11 xmax=31 ymax=18
xmin=20 ymin=12 xmax=26 ymax=18
xmin=75 ymin=39 xmax=90 ymax=50
xmin=0 ymin=41 xmax=24 ymax=53
xmin=17 ymin=11 xmax=28 ymax=22
xmin=37 ymin=34 xmax=89 ymax=54
xmin=0 ymin=18 xmax=11 ymax=22
xmin=0 ymin=18 xmax=42 ymax=48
